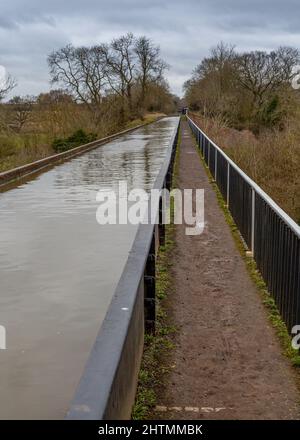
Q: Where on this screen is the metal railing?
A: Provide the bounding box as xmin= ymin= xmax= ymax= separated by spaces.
xmin=66 ymin=117 xmax=180 ymax=420
xmin=187 ymin=114 xmax=300 ymax=335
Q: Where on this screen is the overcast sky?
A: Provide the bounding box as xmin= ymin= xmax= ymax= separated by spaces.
xmin=1 ymin=0 xmax=300 ymax=98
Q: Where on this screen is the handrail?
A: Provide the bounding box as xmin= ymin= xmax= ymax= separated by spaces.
xmin=187 ymin=113 xmax=300 ymax=336
xmin=66 ymin=117 xmax=180 ymax=420
xmin=187 ymin=115 xmax=300 ymax=239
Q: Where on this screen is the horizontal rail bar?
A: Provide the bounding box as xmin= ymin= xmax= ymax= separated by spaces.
xmin=66 ymin=117 xmax=180 ymax=420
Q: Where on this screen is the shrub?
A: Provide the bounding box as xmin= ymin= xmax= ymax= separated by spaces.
xmin=52 ymin=129 xmax=97 ymax=153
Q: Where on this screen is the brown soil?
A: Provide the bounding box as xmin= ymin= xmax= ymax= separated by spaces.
xmin=153 ymin=120 xmax=300 ymax=420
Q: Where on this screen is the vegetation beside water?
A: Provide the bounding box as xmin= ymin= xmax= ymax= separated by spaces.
xmin=52 ymin=129 xmax=97 ymax=153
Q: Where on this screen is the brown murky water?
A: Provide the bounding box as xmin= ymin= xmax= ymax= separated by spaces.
xmin=0 ymin=117 xmax=179 ymax=419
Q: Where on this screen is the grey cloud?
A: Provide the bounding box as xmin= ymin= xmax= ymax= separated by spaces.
xmin=0 ymin=0 xmax=300 ymax=97
xmin=0 ymin=17 xmax=18 ymax=30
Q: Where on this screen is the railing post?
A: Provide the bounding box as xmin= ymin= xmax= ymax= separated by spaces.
xmin=215 ymin=149 xmax=217 ymax=181
xmin=226 ymin=162 xmax=230 ymax=207
xmin=144 ymin=232 xmax=156 ymax=334
xmin=251 ymin=188 xmax=255 ymax=256
xmin=200 ymin=132 xmax=202 ymax=154
xmin=159 ymin=192 xmax=166 ymax=246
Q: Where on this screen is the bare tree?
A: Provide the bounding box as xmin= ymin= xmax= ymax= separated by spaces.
xmin=0 ymin=73 xmax=17 ymax=101
xmin=185 ymin=43 xmax=300 ymax=127
xmin=235 ymin=47 xmax=300 ymax=109
xmin=48 ymin=34 xmax=171 ymax=121
xmin=134 ymin=36 xmax=168 ymax=108
xmin=192 ymin=43 xmax=235 ymax=82
xmin=48 ymin=45 xmax=106 ymax=109
xmin=185 ymin=42 xmax=237 ymax=115
xmin=100 ymin=33 xmax=135 ymax=114
xmin=8 ymin=95 xmax=35 ymax=132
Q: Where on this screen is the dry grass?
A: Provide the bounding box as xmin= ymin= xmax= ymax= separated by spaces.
xmin=0 ymin=105 xmax=164 ymax=173
xmin=0 ymin=133 xmax=53 ymax=172
xmin=191 ymin=113 xmax=300 ymax=224
xmin=0 ymin=103 xmax=97 ymax=172
xmin=125 ymin=112 xmax=166 ymax=129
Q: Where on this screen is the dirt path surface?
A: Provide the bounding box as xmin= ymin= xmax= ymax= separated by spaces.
xmin=154 ymin=120 xmax=300 ymax=420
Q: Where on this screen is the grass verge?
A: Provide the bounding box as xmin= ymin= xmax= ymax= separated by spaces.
xmin=132 ymin=123 xmax=181 ymax=420
xmin=125 ymin=113 xmax=166 ymax=130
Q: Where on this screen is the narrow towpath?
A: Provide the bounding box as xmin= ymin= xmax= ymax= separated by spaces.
xmin=154 ymin=120 xmax=300 ymax=420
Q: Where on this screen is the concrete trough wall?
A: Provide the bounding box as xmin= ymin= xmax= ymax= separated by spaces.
xmin=66 ymin=118 xmax=180 ymax=420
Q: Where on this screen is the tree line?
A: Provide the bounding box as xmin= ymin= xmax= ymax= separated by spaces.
xmin=185 ymin=43 xmax=300 ymax=224
xmin=184 ymin=42 xmax=300 ymax=131
xmin=48 ymin=32 xmax=173 ymax=122
xmin=0 ymin=33 xmax=177 ymax=172
xmin=0 ymin=33 xmax=177 ymax=136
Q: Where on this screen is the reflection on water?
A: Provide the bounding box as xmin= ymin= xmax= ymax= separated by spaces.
xmin=0 ymin=117 xmax=179 ymax=419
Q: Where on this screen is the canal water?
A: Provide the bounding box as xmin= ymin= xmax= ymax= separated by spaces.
xmin=0 ymin=117 xmax=179 ymax=419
